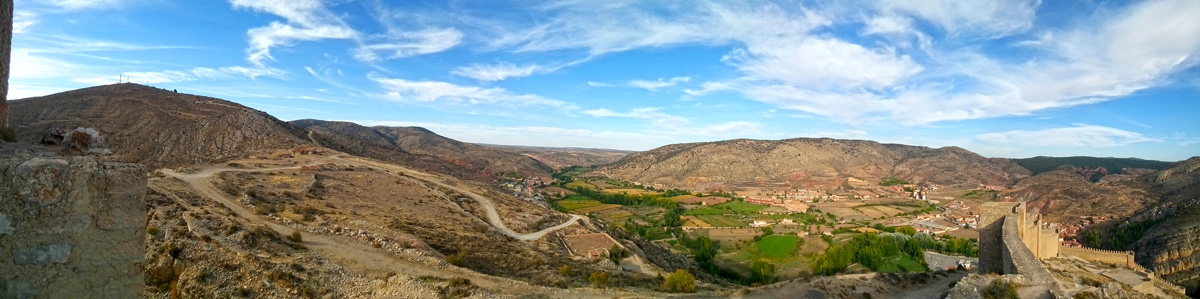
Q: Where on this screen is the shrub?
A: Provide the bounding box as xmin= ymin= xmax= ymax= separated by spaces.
xmin=0 ymin=126 xmax=15 ymax=142
xmin=588 ymin=271 xmax=610 ymax=287
xmin=661 ymin=269 xmax=696 ymax=293
xmin=558 ymin=265 xmax=572 ymax=276
xmin=981 ymin=279 xmax=1018 ymax=299
xmin=289 ymin=230 xmax=303 ymax=243
xmin=147 ymin=226 xmax=160 ymax=236
xmin=445 ymin=252 xmax=467 ymax=267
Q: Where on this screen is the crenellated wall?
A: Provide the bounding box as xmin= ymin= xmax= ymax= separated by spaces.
xmin=0 ymin=155 xmax=147 ymax=298
xmin=1000 ymin=214 xmax=1055 ymax=281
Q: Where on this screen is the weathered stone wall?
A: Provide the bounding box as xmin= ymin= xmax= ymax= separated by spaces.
xmin=1061 ymin=246 xmax=1135 ymax=268
xmin=0 ymin=155 xmax=146 ymax=298
xmin=0 ymin=0 xmax=11 ymax=129
xmin=979 ymin=202 xmax=1020 ymax=274
xmin=1000 ymin=215 xmax=1055 ymax=282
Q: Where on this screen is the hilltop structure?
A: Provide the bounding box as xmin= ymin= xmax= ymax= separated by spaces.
xmin=971 ymin=202 xmax=1185 ymax=297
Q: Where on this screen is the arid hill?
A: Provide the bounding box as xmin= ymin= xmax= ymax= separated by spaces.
xmin=291 ymin=119 xmax=553 ymax=181
xmin=8 ymin=83 xmax=308 ymax=169
xmin=482 ymin=144 xmax=630 ymax=169
xmin=1006 ymin=166 xmax=1155 ymax=224
xmin=592 ymin=138 xmax=1030 ymax=190
xmin=1079 ymin=157 xmax=1200 ymax=295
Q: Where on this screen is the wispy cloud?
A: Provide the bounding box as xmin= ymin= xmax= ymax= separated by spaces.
xmin=232 ymin=0 xmax=358 ymax=65
xmin=73 ymin=66 xmax=285 ymax=85
xmin=452 ymin=62 xmax=542 ymax=81
xmin=976 ymin=125 xmax=1161 ymax=148
xmin=582 ymin=107 xmax=763 ymax=137
xmin=590 ymin=76 xmax=691 ymax=92
xmin=50 ymin=0 xmax=128 ymax=10
xmin=353 ymin=28 xmax=463 ymax=62
xmin=368 ymin=73 xmax=578 ymax=111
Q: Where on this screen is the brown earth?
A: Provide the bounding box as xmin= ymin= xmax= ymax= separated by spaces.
xmin=8 ymin=84 xmax=309 ymax=169
xmin=291 ymin=119 xmax=555 ymax=181
xmin=592 ymin=138 xmax=1030 ymax=191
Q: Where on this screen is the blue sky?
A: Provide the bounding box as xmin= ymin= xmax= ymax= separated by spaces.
xmin=10 ymin=0 xmax=1200 ymax=161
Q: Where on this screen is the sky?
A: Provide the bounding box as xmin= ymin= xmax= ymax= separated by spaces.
xmin=10 ymin=0 xmax=1200 ymax=161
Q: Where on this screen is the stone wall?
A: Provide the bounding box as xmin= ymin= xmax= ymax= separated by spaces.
xmin=979 ymin=202 xmax=1020 ymax=274
xmin=1000 ymin=215 xmax=1055 ymax=282
xmin=0 ymin=0 xmax=11 ymax=129
xmin=0 ymin=155 xmax=146 ymax=298
xmin=1060 ymin=246 xmax=1136 ymax=268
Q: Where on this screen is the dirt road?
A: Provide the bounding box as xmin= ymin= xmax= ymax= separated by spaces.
xmin=155 ymin=156 xmax=591 ymax=295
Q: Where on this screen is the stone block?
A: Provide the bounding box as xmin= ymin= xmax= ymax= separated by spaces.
xmin=0 ymin=213 xmax=11 ymax=235
xmin=12 ymin=242 xmax=71 ymax=265
xmin=0 ymin=278 xmax=37 ymax=299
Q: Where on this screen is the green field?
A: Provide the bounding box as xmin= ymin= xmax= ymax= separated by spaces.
xmin=557 ymin=199 xmax=602 ymax=211
xmin=697 ymin=215 xmax=743 ymax=227
xmin=716 ymin=201 xmax=767 ymax=214
xmin=668 ymin=194 xmax=697 ymax=201
xmin=896 ymin=256 xmax=926 ymax=272
xmin=684 ymin=206 xmax=725 ymax=215
xmin=564 ymin=181 xmax=596 ymax=191
xmin=757 ymin=235 xmax=799 ymax=258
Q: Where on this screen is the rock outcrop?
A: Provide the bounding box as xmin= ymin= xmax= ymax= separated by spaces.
xmin=0 ymin=152 xmax=147 ymax=298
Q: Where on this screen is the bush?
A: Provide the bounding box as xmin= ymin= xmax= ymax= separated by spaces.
xmin=981 ymin=279 xmax=1018 ymax=299
xmin=661 ymin=269 xmax=696 ymax=293
xmin=558 ymin=265 xmax=572 ymax=276
xmin=589 ymin=271 xmax=610 ymax=287
xmin=289 ymin=230 xmax=303 ymax=243
xmin=445 ymin=252 xmax=467 ymax=267
xmin=0 ymin=126 xmax=15 ymax=142
xmin=147 ymin=226 xmax=160 ymax=236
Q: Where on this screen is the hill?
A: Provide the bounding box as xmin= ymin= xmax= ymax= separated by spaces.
xmin=592 ymin=138 xmax=1030 ymax=191
xmin=1079 ymin=157 xmax=1200 ymax=295
xmin=291 ymin=119 xmax=554 ymax=181
xmin=481 ymin=144 xmax=631 ymax=169
xmin=1012 ymin=156 xmax=1173 ymax=178
xmin=1006 ymin=167 xmax=1155 ymax=224
xmin=8 ymin=83 xmax=308 ymax=168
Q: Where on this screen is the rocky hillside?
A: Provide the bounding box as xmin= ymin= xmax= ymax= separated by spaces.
xmin=291 ymin=119 xmax=553 ymax=181
xmin=593 ymin=138 xmax=1030 ymax=190
xmin=1077 ymin=157 xmax=1200 ymax=296
xmin=1130 ymin=157 xmax=1200 ymax=295
xmin=8 ymin=83 xmax=308 ymax=169
xmin=1006 ymin=166 xmax=1155 ymax=224
xmin=482 ymin=144 xmax=630 ymax=169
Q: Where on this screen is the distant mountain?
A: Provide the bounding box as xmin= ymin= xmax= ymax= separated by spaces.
xmin=291 ymin=119 xmax=553 ymax=181
xmin=1078 ymin=157 xmax=1200 ymax=295
xmin=481 ymin=144 xmax=631 ymax=169
xmin=8 ymin=83 xmax=308 ymax=168
xmin=593 ymin=138 xmax=1030 ymax=191
xmin=1012 ymin=156 xmax=1174 ymax=176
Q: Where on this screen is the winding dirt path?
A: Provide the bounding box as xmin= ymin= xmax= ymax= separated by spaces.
xmin=155 ymin=156 xmax=591 ymax=295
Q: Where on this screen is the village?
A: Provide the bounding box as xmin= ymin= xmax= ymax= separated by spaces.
xmin=491 ymin=168 xmax=992 ymax=281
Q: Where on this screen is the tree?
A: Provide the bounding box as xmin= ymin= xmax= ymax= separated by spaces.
xmin=662 ymin=269 xmax=696 ymax=293
xmin=588 ymin=271 xmax=610 ymax=287
xmin=761 ymin=226 xmax=774 ymax=236
xmin=750 ymin=260 xmax=775 ymax=284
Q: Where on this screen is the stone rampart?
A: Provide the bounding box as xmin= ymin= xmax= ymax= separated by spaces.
xmin=0 ymin=155 xmax=147 ymax=298
xmin=1000 ymin=214 xmax=1055 ymax=282
xmin=1060 ymin=246 xmax=1136 ymax=268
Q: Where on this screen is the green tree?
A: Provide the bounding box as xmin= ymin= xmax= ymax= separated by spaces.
xmin=662 ymin=269 xmax=696 ymax=293
xmin=750 ymin=260 xmax=776 ymax=284
xmin=761 ymin=226 xmax=774 ymax=236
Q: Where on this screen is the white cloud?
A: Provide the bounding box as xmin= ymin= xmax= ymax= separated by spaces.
xmin=583 ymin=107 xmax=690 ymax=128
xmin=368 ymin=74 xmax=577 ymax=110
xmin=353 ymin=28 xmax=463 ymax=62
xmin=452 ymin=62 xmax=541 ymax=81
xmin=878 ymin=0 xmax=1040 ymax=39
xmin=628 ymin=76 xmax=691 ymax=91
xmin=72 ymin=66 xmax=285 ymax=85
xmin=50 ymin=0 xmax=125 ymax=10
xmin=13 ymin=11 xmax=36 ymax=34
xmin=231 ymin=0 xmax=358 ymax=65
xmin=590 ymin=76 xmax=692 ymax=91
xmin=976 ymin=125 xmax=1161 ymax=148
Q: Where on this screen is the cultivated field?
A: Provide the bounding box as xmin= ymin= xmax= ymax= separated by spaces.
xmin=757 ymin=235 xmax=800 ymax=258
